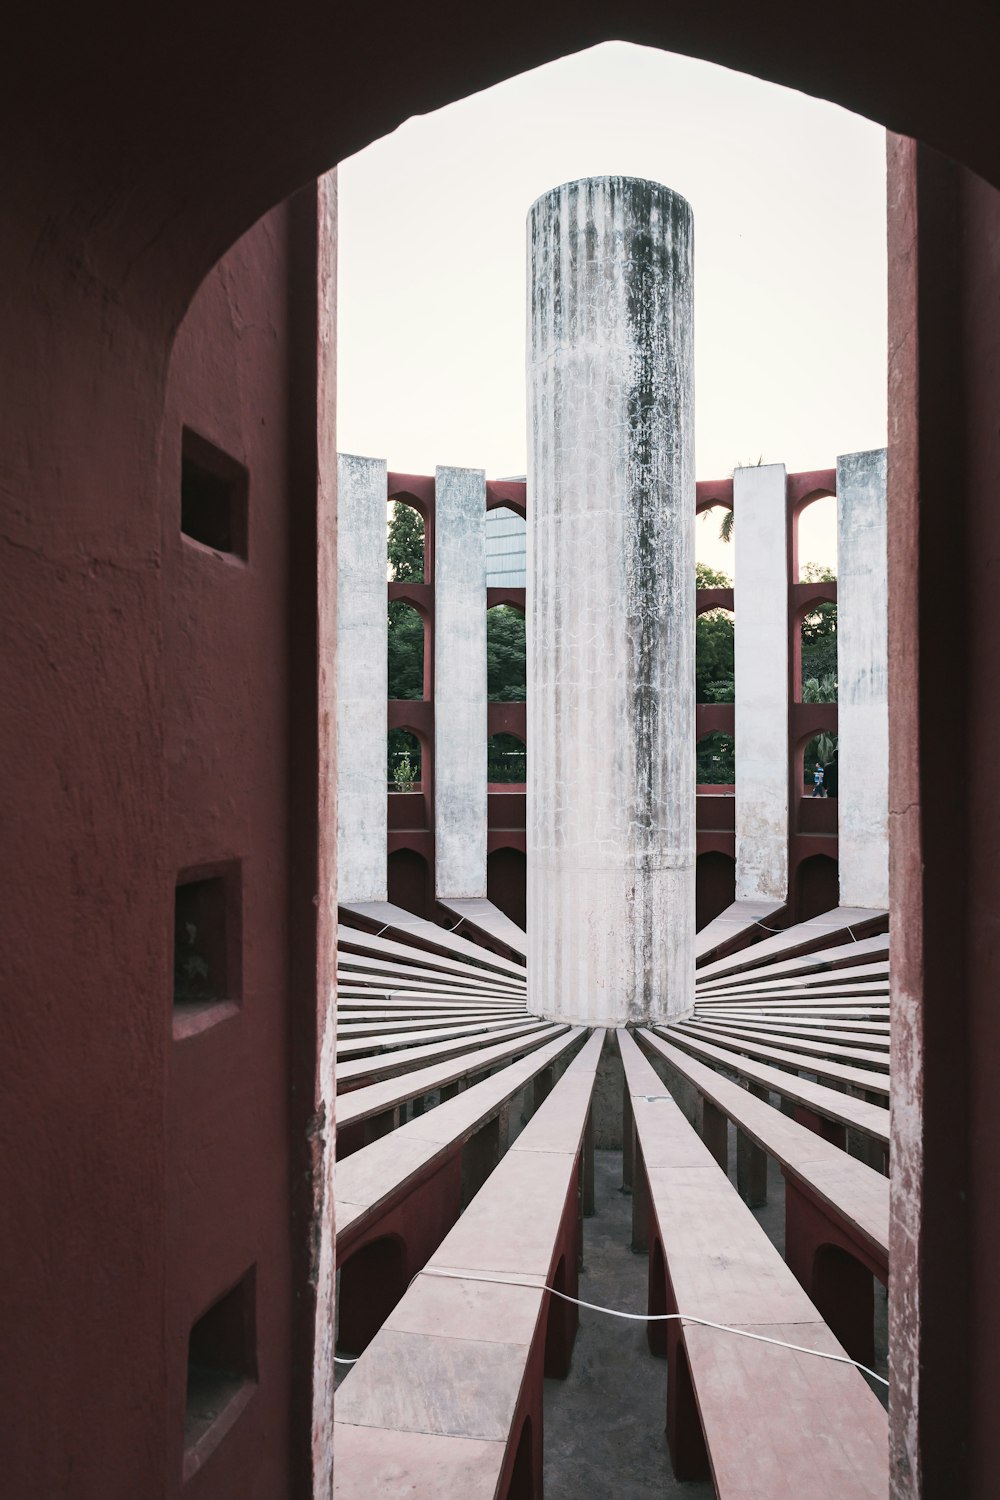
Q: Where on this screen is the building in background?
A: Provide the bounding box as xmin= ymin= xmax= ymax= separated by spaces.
xmin=485 ymin=501 xmax=527 ymax=588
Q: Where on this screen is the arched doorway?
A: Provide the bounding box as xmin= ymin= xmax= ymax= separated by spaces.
xmin=487 ymin=731 xmax=526 ymax=785
xmin=387 ymin=847 xmax=431 ymax=918
xmin=696 ymin=850 xmax=736 ymax=929
xmin=9 ymin=9 xmax=1000 ymax=1493
xmin=487 ymin=846 xmax=527 ymax=930
xmin=795 ymin=852 xmax=839 ymax=921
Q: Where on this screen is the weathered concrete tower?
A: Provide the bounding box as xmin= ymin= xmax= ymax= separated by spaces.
xmin=527 ymin=176 xmax=696 ymax=1026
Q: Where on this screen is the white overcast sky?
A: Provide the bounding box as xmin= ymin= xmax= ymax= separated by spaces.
xmin=337 ymin=42 xmax=887 ymax=573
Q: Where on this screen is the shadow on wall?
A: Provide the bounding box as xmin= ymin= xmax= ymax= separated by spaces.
xmin=795 ymin=854 xmax=839 ymax=922
xmin=387 ymin=848 xmax=431 ymax=919
xmin=488 ymin=847 xmax=526 ymax=930
xmin=696 ymin=851 xmax=735 ymax=930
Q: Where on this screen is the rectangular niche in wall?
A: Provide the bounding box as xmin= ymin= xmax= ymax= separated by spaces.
xmin=173 ymin=861 xmax=242 ymax=1039
xmin=183 ymin=1267 xmax=257 ymax=1481
xmin=180 ymin=427 xmax=249 ymax=559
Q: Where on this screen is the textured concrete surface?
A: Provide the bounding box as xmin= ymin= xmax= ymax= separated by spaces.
xmin=734 ymin=462 xmax=789 ymax=904
xmin=337 ymin=452 xmax=389 ymax=902
xmin=434 ymin=464 xmax=488 ymax=898
xmin=837 ymin=448 xmax=889 ymax=910
xmin=591 ymin=1044 xmax=625 ymax=1150
xmin=527 ymin=177 xmax=696 ymax=1027
xmin=544 ymin=1142 xmax=887 ymax=1497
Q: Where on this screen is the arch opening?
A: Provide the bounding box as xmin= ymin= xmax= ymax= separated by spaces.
xmin=695 ymin=603 xmax=735 ymax=704
xmin=337 ymin=1234 xmax=408 ymax=1357
xmin=386 ymin=847 xmax=431 ymax=918
xmin=696 ymin=850 xmax=736 ymax=930
xmin=487 ymin=731 xmax=526 ymax=786
xmin=387 ymin=599 xmax=426 ymax=701
xmin=507 ymin=1416 xmax=536 ymax=1500
xmin=486 ymin=603 xmax=526 ymax=701
xmin=387 ymin=727 xmax=423 ymax=792
xmin=696 ymin=730 xmax=735 ymax=786
xmin=487 ymin=847 xmax=526 ymax=930
xmin=485 ymin=505 xmax=527 ymax=584
xmin=794 ymin=493 xmax=837 ymax=583
xmin=387 ymin=497 xmax=427 ymax=583
xmin=811 ymin=1243 xmax=880 ymax=1380
xmin=799 ymin=584 xmax=838 ymax=701
xmin=695 ymin=503 xmax=735 ymax=576
xmin=802 ymin=731 xmax=838 ymax=798
xmin=795 ymin=852 xmax=839 ymax=922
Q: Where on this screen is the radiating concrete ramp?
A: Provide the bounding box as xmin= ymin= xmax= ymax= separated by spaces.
xmin=438 ymin=897 xmax=527 ymax=961
xmin=340 ymin=901 xmax=526 ymax=980
xmin=695 ymin=899 xmax=785 ymax=966
xmin=695 ymin=906 xmax=888 ymax=984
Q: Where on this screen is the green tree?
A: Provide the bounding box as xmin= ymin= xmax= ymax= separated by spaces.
xmin=799 ymin=562 xmax=838 ymax=691
xmin=387 ymin=603 xmax=424 ymax=698
xmin=696 ymin=731 xmax=735 ymax=783
xmin=487 ymin=732 xmax=526 ymax=783
xmin=387 ymin=501 xmax=424 ymax=582
xmin=801 ymin=673 xmax=838 ymax=703
xmin=487 ymin=606 xmax=527 ymax=702
xmin=804 ymin=731 xmax=837 ymax=779
xmin=695 ymin=561 xmax=732 ymax=589
xmin=695 ymin=563 xmax=735 ymax=703
xmin=387 ymin=502 xmax=426 ymax=698
xmin=387 ymin=727 xmax=422 ymax=785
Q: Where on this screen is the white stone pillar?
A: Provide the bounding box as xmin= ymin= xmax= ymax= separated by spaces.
xmin=336 ymin=453 xmax=388 ymax=902
xmin=837 ymin=448 xmax=889 ymax=909
xmin=734 ymin=463 xmax=789 ymax=904
xmin=527 ymin=176 xmax=695 ymax=1027
xmin=434 ymin=465 xmax=488 ymax=899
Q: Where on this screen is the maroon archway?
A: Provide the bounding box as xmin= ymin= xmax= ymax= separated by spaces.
xmin=487 ymin=846 xmax=527 ymax=931
xmin=3 ymin=6 xmax=999 ymax=1495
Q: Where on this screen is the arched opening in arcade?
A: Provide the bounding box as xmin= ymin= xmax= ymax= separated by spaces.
xmin=24 ymin=12 xmax=967 ymax=1494
xmin=793 ymin=491 xmax=838 ymax=584
xmin=695 ymin=605 xmax=735 ymax=705
xmin=487 ymin=845 xmax=527 ymax=930
xmin=387 ymin=495 xmax=429 ymax=584
xmin=794 ymin=851 xmax=840 ymax=922
xmin=386 ymin=846 xmax=432 ymax=919
xmin=797 ymin=590 xmax=839 ymax=702
xmin=486 ymin=603 xmax=526 ymax=702
xmin=801 ymin=730 xmax=838 ymax=799
xmin=696 ymin=729 xmax=735 ymax=786
xmin=387 ymin=599 xmax=428 ymax=701
xmin=487 ymin=731 xmax=526 ymax=787
xmin=386 ymin=726 xmax=423 ymax=792
xmin=696 ymin=848 xmax=736 ymax=929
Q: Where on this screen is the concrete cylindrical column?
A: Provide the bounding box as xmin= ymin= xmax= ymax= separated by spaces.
xmin=527 ymin=176 xmax=696 ymax=1026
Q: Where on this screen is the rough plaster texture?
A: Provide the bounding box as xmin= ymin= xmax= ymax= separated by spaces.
xmin=527 ymin=177 xmax=695 ymax=1027
xmin=2 ymin=27 xmax=998 ymax=1500
xmin=837 ymin=448 xmax=889 ymax=910
xmin=434 ymin=465 xmax=488 ymax=898
xmin=734 ymin=463 xmax=789 ymax=903
xmin=336 ymin=453 xmax=388 ymax=903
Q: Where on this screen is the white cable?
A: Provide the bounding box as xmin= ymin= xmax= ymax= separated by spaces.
xmin=417 ymin=1267 xmax=889 ymax=1388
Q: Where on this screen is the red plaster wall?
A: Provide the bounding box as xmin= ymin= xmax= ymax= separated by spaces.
xmin=162 ymin=206 xmax=299 ymax=1497
xmin=0 ymin=179 xmax=324 ymax=1494
xmin=4 ymin=9 xmax=1000 ymax=1497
